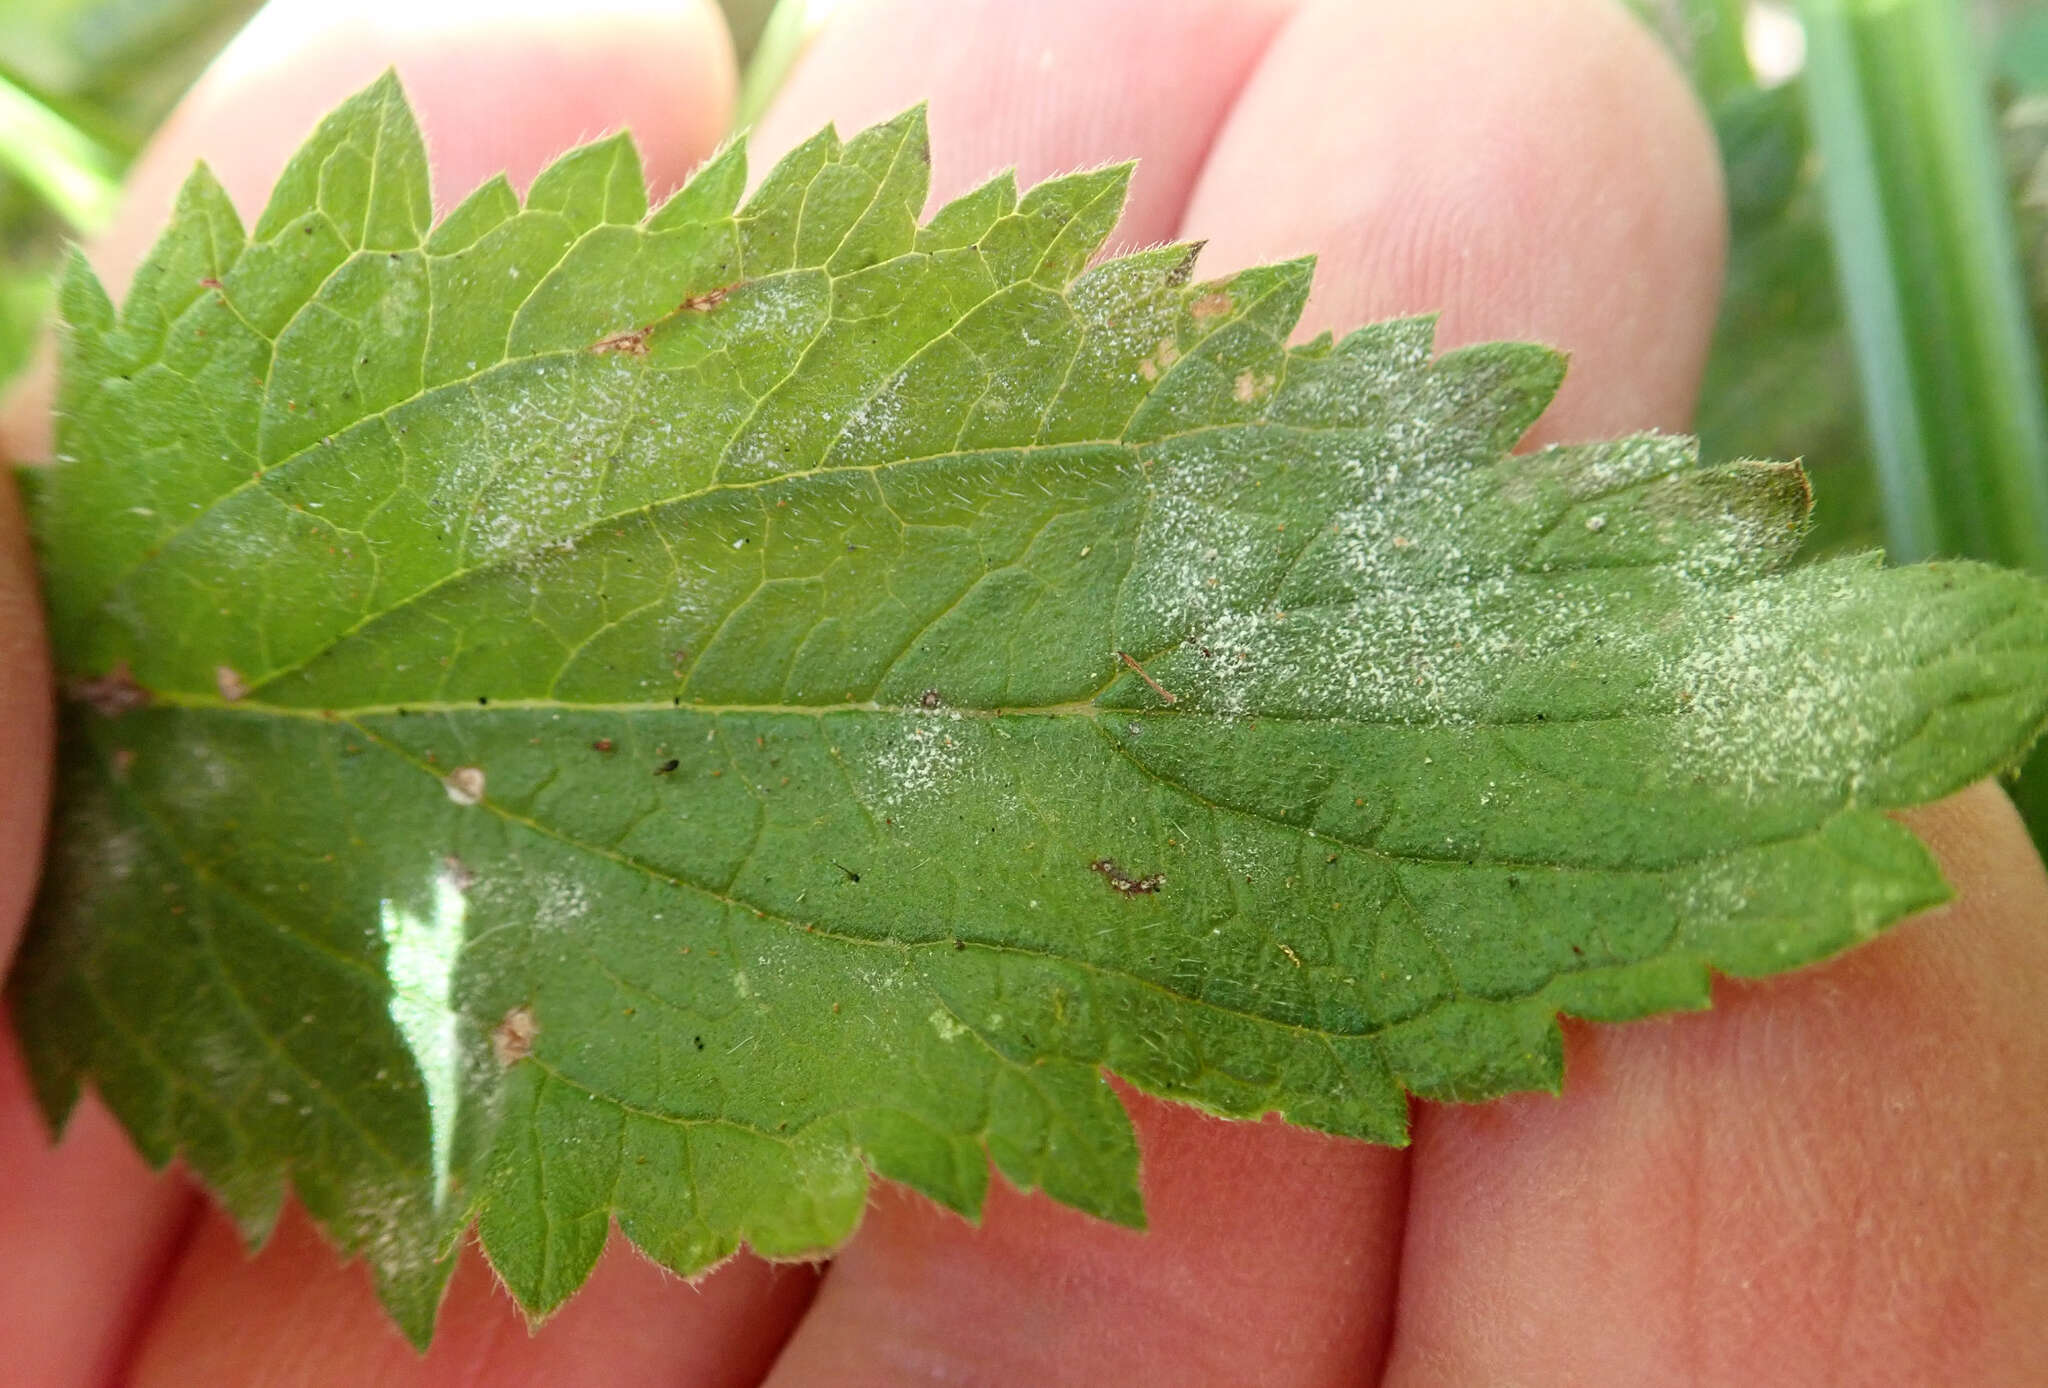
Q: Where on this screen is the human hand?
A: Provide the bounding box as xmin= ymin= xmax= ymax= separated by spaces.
xmin=3 ymin=1 xmax=2045 ymax=1382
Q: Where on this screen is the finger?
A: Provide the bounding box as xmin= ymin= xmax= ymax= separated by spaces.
xmin=1181 ymin=0 xmax=1725 ymax=441
xmin=0 ymin=1 xmax=823 ymax=1378
xmin=751 ymin=0 xmax=1298 ymax=246
xmin=1385 ymin=782 xmax=2048 ymax=1383
xmin=765 ymin=0 xmax=1722 ymax=1382
xmin=130 ymin=1205 xmax=817 ymax=1388
xmin=769 ymin=1091 xmax=1405 ymax=1386
xmin=0 ymin=1024 xmax=194 ymax=1388
xmin=0 ymin=469 xmax=49 ymax=967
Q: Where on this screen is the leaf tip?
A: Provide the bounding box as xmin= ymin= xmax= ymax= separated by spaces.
xmin=55 ymin=244 xmax=113 ymax=337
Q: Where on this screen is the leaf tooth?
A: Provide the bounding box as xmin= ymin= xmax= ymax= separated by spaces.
xmin=648 ymin=136 xmax=749 ymax=233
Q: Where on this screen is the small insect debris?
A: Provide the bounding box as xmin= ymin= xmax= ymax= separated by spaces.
xmin=1090 ymin=858 xmax=1165 ymax=896
xmin=592 ymin=738 xmax=615 ymax=753
xmin=654 ymin=758 xmax=680 ymax=775
xmin=1115 ymin=650 xmax=1177 ymax=705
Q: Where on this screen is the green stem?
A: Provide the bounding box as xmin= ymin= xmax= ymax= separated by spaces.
xmin=0 ymin=70 xmax=121 ymax=236
xmin=734 ymin=0 xmax=835 ymax=133
xmin=1796 ymin=0 xmax=2048 ymax=571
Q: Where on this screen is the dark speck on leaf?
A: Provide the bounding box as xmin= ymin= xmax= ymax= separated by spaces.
xmin=692 ymin=1035 xmax=705 ymax=1050
xmin=654 ymin=758 xmax=680 ymax=775
xmin=593 ymin=738 xmax=615 ymax=753
xmin=919 ymin=689 xmax=942 ymax=709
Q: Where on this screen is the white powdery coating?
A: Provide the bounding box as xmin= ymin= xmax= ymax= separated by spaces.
xmin=1139 ymin=476 xmax=1275 ymax=639
xmin=864 ymin=710 xmax=972 ymax=811
xmin=426 ymin=367 xmax=637 ymax=568
xmin=719 ymin=277 xmax=833 ymax=475
xmin=1662 ymin=568 xmax=1908 ymax=797
xmin=1126 ymin=359 xmax=1920 ymax=805
xmin=1069 ymin=247 xmax=1187 ymax=373
xmin=834 ymin=375 xmax=911 ymax=462
xmin=527 ymin=871 xmax=593 ymax=930
xmin=97 ymin=826 xmax=144 ymax=884
xmin=1148 ymin=414 xmax=1553 ymax=723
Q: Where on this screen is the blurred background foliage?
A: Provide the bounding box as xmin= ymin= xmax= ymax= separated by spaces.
xmin=0 ymin=0 xmax=262 ymax=384
xmin=3 ymin=0 xmax=2046 ymax=844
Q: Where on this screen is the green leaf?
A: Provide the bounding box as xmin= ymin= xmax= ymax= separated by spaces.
xmin=14 ymin=75 xmax=2048 ymax=1345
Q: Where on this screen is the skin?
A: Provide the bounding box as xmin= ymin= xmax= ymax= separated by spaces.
xmin=0 ymin=0 xmax=2043 ymax=1381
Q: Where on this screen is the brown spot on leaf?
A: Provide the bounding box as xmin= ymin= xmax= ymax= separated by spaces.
xmin=1191 ymin=290 xmax=1234 ymax=322
xmin=681 ymin=284 xmax=734 ymax=312
xmin=442 ymin=766 xmax=485 ymax=806
xmin=70 ymin=662 xmax=151 ymax=718
xmin=491 ymin=1005 xmax=538 ymax=1067
xmin=590 ymin=328 xmax=651 ymax=356
xmin=215 ymin=665 xmax=249 ymax=702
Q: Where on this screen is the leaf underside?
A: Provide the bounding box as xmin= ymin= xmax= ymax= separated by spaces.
xmin=12 ymin=75 xmax=2048 ymax=1345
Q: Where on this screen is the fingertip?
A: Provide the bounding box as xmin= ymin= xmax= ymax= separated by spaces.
xmin=0 ymin=469 xmax=51 ymax=968
xmin=0 ymin=1029 xmax=198 ymax=1388
xmin=751 ymin=0 xmax=1298 ymax=246
xmin=1186 ymin=0 xmax=1726 ymax=441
